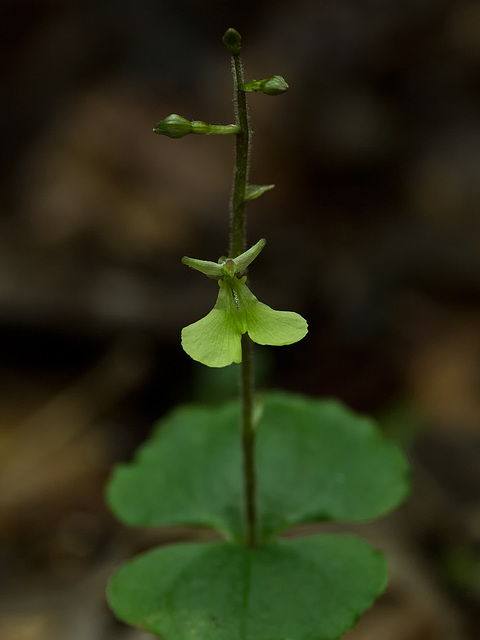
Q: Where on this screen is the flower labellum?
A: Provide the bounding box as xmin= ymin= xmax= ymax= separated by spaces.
xmin=181 ymin=239 xmax=308 ymax=367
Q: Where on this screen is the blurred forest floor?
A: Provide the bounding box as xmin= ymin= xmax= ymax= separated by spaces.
xmin=1 ymin=1 xmax=480 ymax=638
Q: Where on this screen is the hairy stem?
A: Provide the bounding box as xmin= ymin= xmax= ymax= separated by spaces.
xmin=240 ymin=333 xmax=256 ymax=547
xmin=230 ymin=54 xmax=250 ymax=258
xmin=230 ymin=49 xmax=257 ymax=548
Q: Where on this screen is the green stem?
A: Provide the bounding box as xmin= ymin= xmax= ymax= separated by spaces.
xmin=230 ymin=49 xmax=257 ymax=548
xmin=240 ymin=334 xmax=256 ymax=548
xmin=230 ymin=54 xmax=250 ymax=258
xmin=192 ymin=122 xmax=239 ymax=135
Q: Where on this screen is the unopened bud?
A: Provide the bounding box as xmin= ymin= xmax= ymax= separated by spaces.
xmin=243 ymin=75 xmax=289 ymax=96
xmin=153 ymin=114 xmax=192 ymax=138
xmin=222 ymin=28 xmax=242 ymax=55
xmin=260 ymin=75 xmax=289 ymax=96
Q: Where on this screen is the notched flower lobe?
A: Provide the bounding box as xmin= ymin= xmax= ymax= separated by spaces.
xmin=181 ymin=240 xmax=308 ymax=367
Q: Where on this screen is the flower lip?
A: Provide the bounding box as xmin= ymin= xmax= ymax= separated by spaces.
xmin=181 ymin=268 xmax=308 ymax=367
xmin=180 ymin=237 xmax=308 ymax=367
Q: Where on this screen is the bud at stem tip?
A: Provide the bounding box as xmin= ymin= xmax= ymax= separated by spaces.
xmin=222 ymin=28 xmax=241 ymax=55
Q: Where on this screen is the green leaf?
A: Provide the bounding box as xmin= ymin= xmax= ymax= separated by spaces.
xmin=107 ymin=392 xmax=409 ymax=541
xmin=108 ymin=534 xmax=387 ymax=640
xmin=255 ymin=394 xmax=409 ymax=537
xmin=107 ymin=401 xmax=245 ymax=540
xmin=245 ymin=184 xmax=275 ymax=201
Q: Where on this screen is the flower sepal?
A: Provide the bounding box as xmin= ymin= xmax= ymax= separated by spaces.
xmin=182 ymin=238 xmax=266 ymax=279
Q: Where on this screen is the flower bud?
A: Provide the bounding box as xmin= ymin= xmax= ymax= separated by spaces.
xmin=243 ymin=76 xmax=289 ymax=96
xmin=222 ymin=28 xmax=242 ymax=55
xmin=153 ymin=114 xmax=192 ymax=138
xmin=260 ymin=75 xmax=289 ymax=96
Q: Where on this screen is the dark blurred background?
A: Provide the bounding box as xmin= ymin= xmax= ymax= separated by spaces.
xmin=1 ymin=1 xmax=480 ymax=638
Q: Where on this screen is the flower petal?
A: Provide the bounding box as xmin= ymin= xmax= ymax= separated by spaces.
xmin=246 ymin=301 xmax=308 ymax=345
xmin=181 ymin=282 xmax=243 ymax=367
xmin=181 ymin=274 xmax=307 ymax=367
xmin=181 ymin=311 xmax=242 ymax=367
xmin=230 ymin=276 xmax=308 ymax=346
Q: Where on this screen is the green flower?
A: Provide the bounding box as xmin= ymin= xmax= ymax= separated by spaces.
xmin=181 ymin=239 xmax=308 ymax=367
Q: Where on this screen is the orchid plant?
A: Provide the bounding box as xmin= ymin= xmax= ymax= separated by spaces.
xmin=106 ymin=29 xmax=409 ymax=640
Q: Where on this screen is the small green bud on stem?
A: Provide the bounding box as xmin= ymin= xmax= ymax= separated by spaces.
xmin=153 ymin=114 xmax=192 ymax=138
xmin=223 ymin=28 xmax=242 ymax=55
xmin=154 ymin=115 xmax=238 ymax=138
xmin=243 ymin=75 xmax=289 ymax=96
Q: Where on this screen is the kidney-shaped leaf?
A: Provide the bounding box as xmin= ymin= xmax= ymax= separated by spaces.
xmin=108 ymin=534 xmax=387 ymax=640
xmin=107 ymin=392 xmax=409 ymax=541
xmin=256 ymin=393 xmax=409 ymax=537
xmin=107 ymin=401 xmax=245 ymax=540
